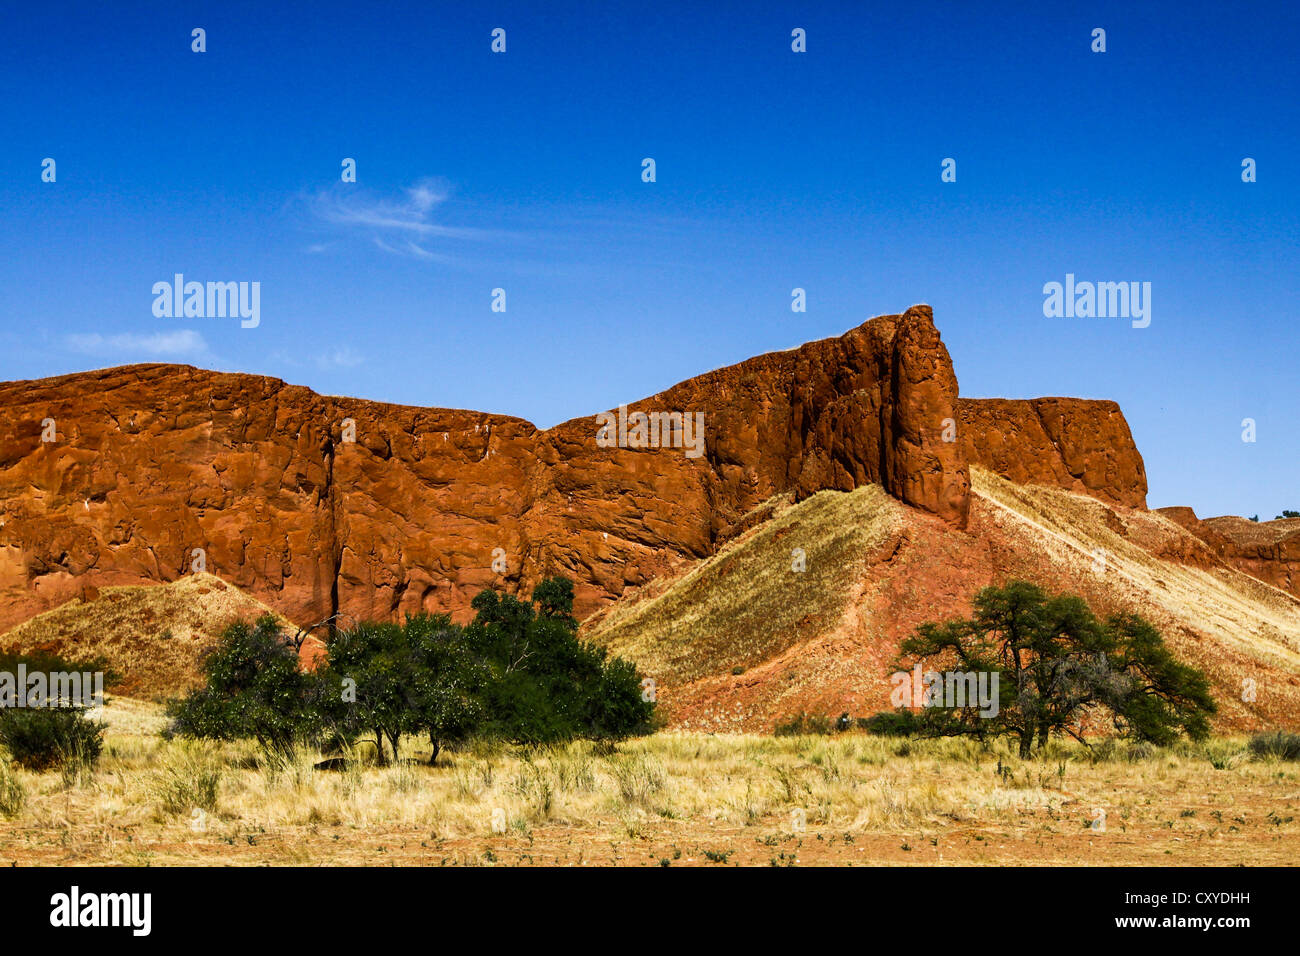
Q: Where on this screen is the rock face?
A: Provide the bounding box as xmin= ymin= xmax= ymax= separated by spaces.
xmin=957 ymin=397 xmax=1148 ymax=509
xmin=0 ymin=306 xmax=1147 ymax=631
xmin=888 ymin=309 xmax=970 ymax=528
xmin=1156 ymin=507 xmax=1300 ymax=599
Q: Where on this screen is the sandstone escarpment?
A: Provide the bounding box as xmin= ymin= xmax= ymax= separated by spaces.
xmin=957 ymin=397 xmax=1148 ymax=509
xmin=0 ymin=306 xmax=1145 ymax=630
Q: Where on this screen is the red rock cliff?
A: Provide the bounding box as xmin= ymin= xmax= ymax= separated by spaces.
xmin=0 ymin=306 xmax=1142 ymax=629
xmin=957 ymin=397 xmax=1148 ymax=509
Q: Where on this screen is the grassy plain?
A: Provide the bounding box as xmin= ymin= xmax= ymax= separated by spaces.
xmin=0 ymin=697 xmax=1294 ymax=866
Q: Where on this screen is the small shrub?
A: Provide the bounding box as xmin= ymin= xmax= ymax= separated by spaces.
xmin=807 ymin=715 xmax=834 ymax=735
xmin=773 ymin=715 xmax=802 ymax=736
xmin=384 ymin=761 xmax=421 ymax=796
xmin=1125 ymin=741 xmax=1157 ymax=762
xmin=774 ymin=713 xmax=833 ymax=736
xmin=554 ymin=747 xmax=597 ymax=792
xmin=150 ymin=741 xmax=223 ymax=815
xmin=1249 ymin=731 xmax=1300 ymax=761
xmin=60 ymin=732 xmax=100 ymax=789
xmin=608 ymin=752 xmax=665 ymax=804
xmin=1087 ymin=738 xmax=1118 ymax=763
xmin=0 ymin=708 xmax=105 ymax=772
xmin=511 ymin=762 xmax=554 ymax=820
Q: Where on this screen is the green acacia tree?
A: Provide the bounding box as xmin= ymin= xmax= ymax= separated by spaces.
xmin=167 ymin=615 xmax=317 ymax=756
xmin=171 ymin=578 xmax=653 ymax=762
xmin=320 ymin=620 xmax=417 ymax=765
xmin=469 ymin=577 xmax=655 ymax=745
xmin=402 ymin=614 xmax=490 ymax=765
xmin=894 ymin=581 xmax=1215 ymax=757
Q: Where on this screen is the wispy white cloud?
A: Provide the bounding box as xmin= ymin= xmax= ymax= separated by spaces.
xmin=308 ymin=178 xmax=500 ymax=262
xmin=66 ymin=329 xmax=214 ymax=360
xmin=406 ymin=180 xmax=444 ymax=215
xmin=314 ymin=347 xmax=364 ymax=370
xmin=372 ymin=237 xmax=454 ymax=262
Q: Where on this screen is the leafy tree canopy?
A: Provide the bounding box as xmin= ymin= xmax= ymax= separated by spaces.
xmin=894 ymin=581 xmax=1215 ymax=757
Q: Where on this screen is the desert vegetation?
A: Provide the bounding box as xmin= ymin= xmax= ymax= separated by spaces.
xmin=0 ymin=649 xmax=107 ymax=778
xmin=167 ymin=577 xmax=655 ymax=765
xmin=0 ymin=574 xmax=291 ymax=700
xmin=586 ymin=469 xmax=1300 ymax=735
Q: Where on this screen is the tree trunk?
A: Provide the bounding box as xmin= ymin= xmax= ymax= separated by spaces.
xmin=1018 ymin=731 xmax=1033 ymax=759
xmin=428 ymin=740 xmax=441 ymax=766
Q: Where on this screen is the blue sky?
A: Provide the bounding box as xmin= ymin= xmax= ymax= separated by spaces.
xmin=1 ymin=1 xmax=1296 ymax=518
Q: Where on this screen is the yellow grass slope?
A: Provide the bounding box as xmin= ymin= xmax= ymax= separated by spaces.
xmin=974 ymin=469 xmax=1300 ymax=729
xmin=583 ymin=485 xmax=904 ymax=686
xmin=585 ymin=468 xmax=1300 ymax=734
xmin=0 ymin=573 xmax=293 ymax=700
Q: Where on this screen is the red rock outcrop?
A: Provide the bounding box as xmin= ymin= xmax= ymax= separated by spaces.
xmin=1156 ymin=507 xmax=1300 ymax=598
xmin=957 ymin=397 xmax=1148 ymax=509
xmin=0 ymin=306 xmax=1144 ymax=631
